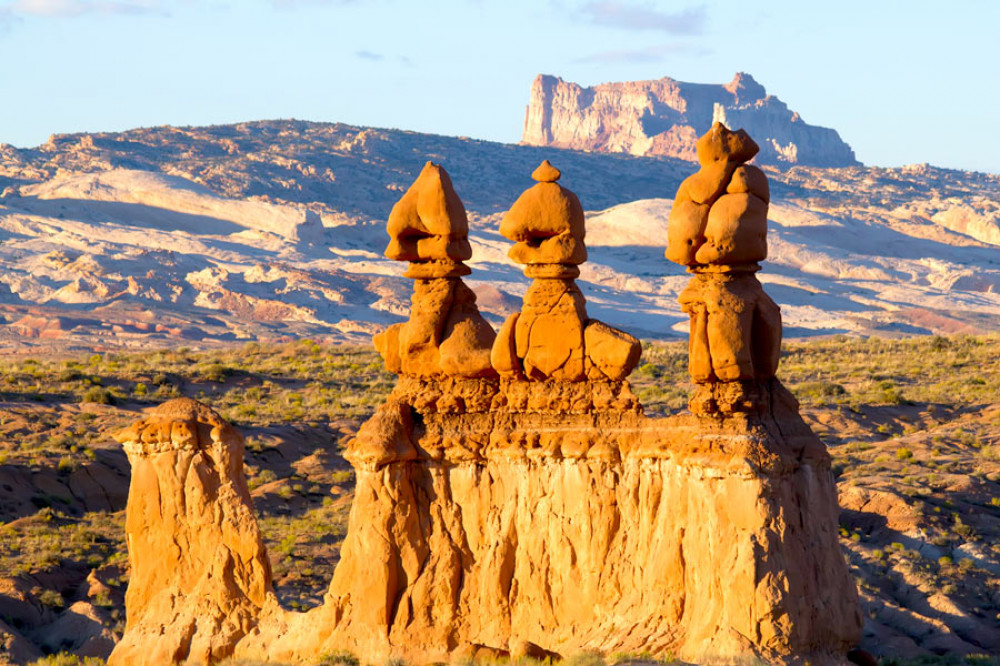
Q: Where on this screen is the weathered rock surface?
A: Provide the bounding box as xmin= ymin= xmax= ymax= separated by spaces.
xmin=3 ymin=121 xmax=1000 ymax=352
xmin=108 ymin=399 xmax=273 ymax=666
xmin=374 ymin=162 xmax=497 ymax=379
xmin=492 ymin=161 xmax=641 ymax=382
xmin=109 ymin=157 xmax=860 ymax=665
xmin=667 ymin=123 xmax=782 ymax=412
xmin=226 ymin=376 xmax=861 ymax=665
xmin=522 ymin=72 xmax=859 ymax=167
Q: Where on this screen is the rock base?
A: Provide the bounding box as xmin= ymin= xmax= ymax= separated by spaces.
xmin=228 ymin=377 xmax=862 ymax=665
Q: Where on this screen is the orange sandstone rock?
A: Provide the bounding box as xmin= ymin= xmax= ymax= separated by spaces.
xmin=500 ymin=160 xmax=587 ymax=266
xmin=666 ymin=121 xmax=766 ymax=266
xmin=376 ymin=163 xmax=497 ymax=379
xmin=494 ymin=161 xmax=640 ymax=382
xmin=228 ymin=377 xmax=862 ymax=666
xmin=108 ymin=399 xmax=273 ymax=666
xmin=385 ymin=161 xmax=472 ymax=267
xmin=666 ymin=124 xmax=781 ymax=409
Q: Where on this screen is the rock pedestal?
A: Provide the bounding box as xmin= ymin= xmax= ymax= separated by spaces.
xmin=107 ymin=399 xmax=272 ymax=666
xmin=232 ymin=377 xmax=862 ymax=665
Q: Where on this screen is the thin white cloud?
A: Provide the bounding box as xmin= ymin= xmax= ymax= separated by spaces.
xmin=579 ymin=1 xmax=706 ymax=34
xmin=356 ymin=49 xmax=384 ymax=62
xmin=574 ymin=42 xmax=710 ymax=63
xmin=6 ymin=0 xmax=167 ymax=17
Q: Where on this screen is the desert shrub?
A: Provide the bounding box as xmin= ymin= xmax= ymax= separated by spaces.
xmin=797 ymin=380 xmax=847 ymax=403
xmin=57 ymin=456 xmax=77 ymax=475
xmin=38 ymin=589 xmax=65 ymax=608
xmin=29 ymin=655 xmax=106 ymax=666
xmin=896 ymin=447 xmax=914 ymax=461
xmin=80 ymin=387 xmax=113 ymax=405
xmin=200 ymin=362 xmax=231 ymax=383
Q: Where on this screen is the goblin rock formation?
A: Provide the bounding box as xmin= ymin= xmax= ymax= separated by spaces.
xmin=492 ymin=160 xmax=641 ymax=381
xmin=108 ymin=399 xmax=273 ymax=666
xmin=667 ymin=122 xmax=783 ymax=415
xmin=373 ymin=161 xmax=497 ymax=378
xmin=522 ymin=72 xmax=859 ymax=167
xmin=112 ymin=159 xmax=862 ymax=665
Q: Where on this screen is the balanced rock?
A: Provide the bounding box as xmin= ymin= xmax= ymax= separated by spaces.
xmin=493 ymin=161 xmax=640 ymax=382
xmin=667 ymin=123 xmax=782 ymax=411
xmin=385 ymin=161 xmax=472 ymax=272
xmin=499 ymin=159 xmax=587 ymax=266
xmin=108 ymin=399 xmax=273 ymax=666
xmin=374 ymin=162 xmax=497 ymax=379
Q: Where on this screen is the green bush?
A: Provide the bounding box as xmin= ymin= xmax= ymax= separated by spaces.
xmin=80 ymin=387 xmax=113 ymax=405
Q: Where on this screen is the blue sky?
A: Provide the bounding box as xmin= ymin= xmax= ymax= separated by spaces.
xmin=1 ymin=0 xmax=997 ymax=173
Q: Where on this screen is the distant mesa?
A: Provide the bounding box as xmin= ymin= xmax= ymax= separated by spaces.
xmin=521 ymin=72 xmax=860 ymax=167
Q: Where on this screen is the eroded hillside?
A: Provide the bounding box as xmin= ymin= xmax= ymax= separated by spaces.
xmin=0 ymin=121 xmax=999 ymax=352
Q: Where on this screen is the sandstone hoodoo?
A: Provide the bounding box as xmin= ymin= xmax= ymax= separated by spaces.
xmin=108 ymin=399 xmax=273 ymax=666
xmin=522 ymin=72 xmax=859 ymax=167
xmin=666 ymin=121 xmax=782 ymax=415
xmin=373 ymin=161 xmax=497 ymax=378
xmin=492 ymin=160 xmax=642 ymax=381
xmin=111 ymin=151 xmax=862 ymax=665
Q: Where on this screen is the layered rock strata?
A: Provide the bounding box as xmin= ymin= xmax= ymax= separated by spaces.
xmin=108 ymin=399 xmax=273 ymax=666
xmin=521 ymin=72 xmax=859 ymax=167
xmin=667 ymin=122 xmax=783 ymax=415
xmin=232 ymin=376 xmax=862 ymax=665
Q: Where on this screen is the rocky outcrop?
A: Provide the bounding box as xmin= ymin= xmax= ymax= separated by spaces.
xmin=492 ymin=160 xmax=641 ymax=382
xmin=112 ymin=156 xmax=862 ymax=665
xmin=108 ymin=399 xmax=273 ymax=666
xmin=373 ymin=161 xmax=497 ymax=378
xmin=232 ymin=376 xmax=862 ymax=665
xmin=522 ymin=72 xmax=859 ymax=167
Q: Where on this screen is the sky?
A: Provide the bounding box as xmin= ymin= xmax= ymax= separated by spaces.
xmin=0 ymin=0 xmax=998 ymax=173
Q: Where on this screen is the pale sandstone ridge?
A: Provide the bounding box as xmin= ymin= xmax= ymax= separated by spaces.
xmin=108 ymin=399 xmax=273 ymax=666
xmin=113 ymin=151 xmax=862 ymax=664
xmin=522 ymin=72 xmax=859 ymax=167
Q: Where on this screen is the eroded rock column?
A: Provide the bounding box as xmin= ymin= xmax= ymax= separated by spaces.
xmin=492 ymin=160 xmax=641 ymax=382
xmin=374 ymin=161 xmax=497 ymax=379
xmin=108 ymin=399 xmax=273 ymax=666
xmin=666 ymin=121 xmax=782 ymax=414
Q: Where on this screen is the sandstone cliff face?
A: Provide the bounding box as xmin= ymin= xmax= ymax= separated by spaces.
xmin=522 ymin=73 xmax=859 ymax=167
xmin=233 ymin=377 xmax=862 ymax=665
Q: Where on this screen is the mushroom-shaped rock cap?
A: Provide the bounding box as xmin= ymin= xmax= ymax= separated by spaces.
xmin=500 ymin=161 xmax=587 ymax=265
xmin=115 ymin=397 xmax=241 ymax=455
xmin=386 ymin=162 xmax=472 ymax=263
xmin=696 ymin=121 xmax=759 ymax=166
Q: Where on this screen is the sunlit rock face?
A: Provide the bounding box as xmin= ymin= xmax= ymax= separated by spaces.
xmin=111 ymin=159 xmax=863 ymax=666
xmin=522 ymin=72 xmax=860 ymax=167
